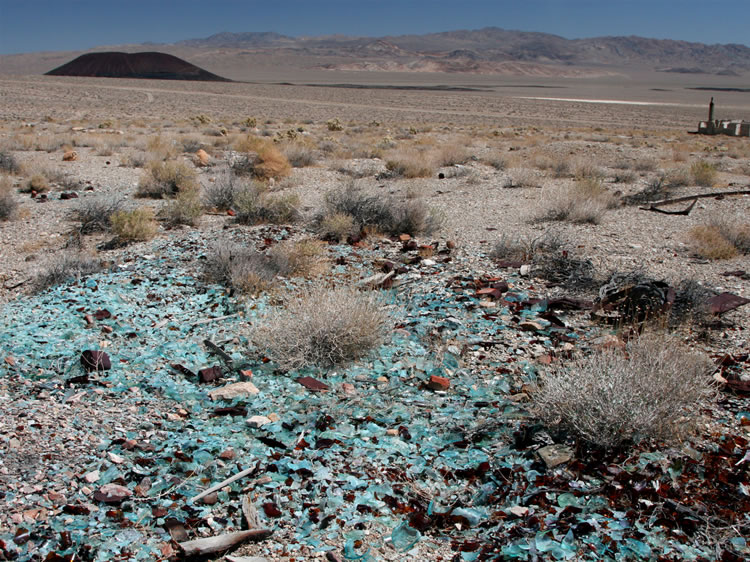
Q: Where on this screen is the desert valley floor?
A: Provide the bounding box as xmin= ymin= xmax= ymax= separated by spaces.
xmin=0 ymin=70 xmax=749 ymax=561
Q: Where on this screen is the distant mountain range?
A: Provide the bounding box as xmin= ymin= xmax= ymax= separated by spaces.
xmin=1 ymin=27 xmax=748 ymax=78
xmin=173 ymin=27 xmax=750 ymax=74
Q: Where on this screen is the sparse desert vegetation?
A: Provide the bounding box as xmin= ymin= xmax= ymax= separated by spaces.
xmin=1 ymin=72 xmax=749 ymax=562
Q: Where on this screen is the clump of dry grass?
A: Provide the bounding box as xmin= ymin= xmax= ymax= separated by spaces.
xmin=268 ymin=238 xmax=329 ymax=278
xmin=531 ymin=332 xmax=717 ymax=449
xmin=110 ymin=208 xmax=158 ymax=241
xmin=317 ymin=182 xmax=443 ymax=238
xmin=250 ymin=285 xmax=388 ymax=369
xmin=137 ymin=160 xmax=199 ymax=198
xmin=690 ymin=160 xmax=717 ymax=186
xmin=384 ymin=150 xmax=434 ymax=178
xmin=204 ymin=239 xmax=327 ymax=294
xmin=202 ymin=169 xmax=246 ymax=211
xmin=233 ymin=184 xmax=301 ymax=225
xmin=481 ymin=154 xmax=507 ymax=171
xmin=23 ymin=173 xmax=51 ymax=193
xmin=161 ymin=188 xmax=202 ymax=227
xmin=314 ymin=212 xmax=357 ymax=242
xmin=504 ymin=168 xmax=541 ymax=188
xmin=70 ymin=194 xmax=125 ymax=234
xmin=688 ymin=215 xmax=750 ymax=259
xmin=537 ymin=178 xmax=617 ymax=224
xmin=0 ymin=150 xmax=22 ymax=174
xmin=434 ymin=145 xmax=470 ymax=167
xmin=281 ymin=141 xmax=317 ymax=168
xmin=232 ymin=138 xmax=292 ymax=181
xmin=144 ymin=135 xmax=178 ymax=161
xmin=0 ymin=175 xmax=18 ymax=220
xmin=32 ymin=252 xmax=102 ymax=293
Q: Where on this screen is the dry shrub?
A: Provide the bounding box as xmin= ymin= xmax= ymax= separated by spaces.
xmin=664 ymin=167 xmax=691 ymax=187
xmin=268 ymin=238 xmax=329 ymax=278
xmin=384 ymin=150 xmax=434 ymax=178
xmin=435 ymin=145 xmax=470 ymax=167
xmin=119 ymin=152 xmax=147 ymax=168
xmin=251 ymin=285 xmax=388 ymax=369
xmin=70 ymin=194 xmax=125 ymax=234
xmin=573 ymin=161 xmax=605 ymax=181
xmin=137 ymin=160 xmax=199 ymax=198
xmin=110 ymin=208 xmax=157 ymax=241
xmin=24 ymin=173 xmax=50 ymax=193
xmin=145 ymin=135 xmax=177 ymax=161
xmin=688 ymin=225 xmax=739 ymax=260
xmin=690 ymin=160 xmax=717 ymax=186
xmin=504 ymin=168 xmax=541 ymax=188
xmin=689 ymin=215 xmax=750 ymax=259
xmin=33 ymin=252 xmax=102 ymax=293
xmin=282 ymin=142 xmax=317 ymax=168
xmin=0 ymin=175 xmax=18 ymax=220
xmin=612 ymin=170 xmax=637 ymax=184
xmin=314 ymin=212 xmax=357 ymax=242
xmin=232 ymin=139 xmax=292 ymax=180
xmin=202 ymin=169 xmax=246 ymax=211
xmin=318 ymin=182 xmax=442 ymax=237
xmin=204 ymin=244 xmax=279 ymax=294
xmin=537 ymin=179 xmax=616 ymax=224
xmin=161 ymin=188 xmax=202 ymax=227
xmin=233 ymin=185 xmax=301 ymax=225
xmin=482 ymin=154 xmax=507 ymax=171
xmin=0 ymin=150 xmax=21 ymax=174
xmin=532 ymin=332 xmax=717 ymax=449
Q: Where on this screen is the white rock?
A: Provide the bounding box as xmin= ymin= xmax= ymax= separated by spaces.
xmin=209 ymin=382 xmax=260 ymax=401
xmin=247 ymin=415 xmax=272 ymax=428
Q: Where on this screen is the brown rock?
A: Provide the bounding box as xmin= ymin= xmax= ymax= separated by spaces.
xmin=427 ymin=375 xmax=450 ymax=391
xmin=62 ymin=150 xmax=78 ymax=161
xmin=195 ymin=149 xmax=210 ymax=167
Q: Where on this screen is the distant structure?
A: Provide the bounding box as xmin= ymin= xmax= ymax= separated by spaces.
xmin=692 ymin=97 xmax=750 ymax=136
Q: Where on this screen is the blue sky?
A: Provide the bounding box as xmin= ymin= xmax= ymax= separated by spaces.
xmin=1 ymin=0 xmax=749 ymax=54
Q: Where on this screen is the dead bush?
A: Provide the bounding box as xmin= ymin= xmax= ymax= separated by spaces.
xmin=690 ymin=160 xmax=717 ymax=186
xmin=23 ymin=173 xmax=51 ymax=193
xmin=537 ymin=179 xmax=616 ymax=224
xmin=0 ymin=175 xmax=18 ymax=220
xmin=688 ymin=225 xmax=739 ymax=260
xmin=250 ymin=285 xmax=388 ymax=369
xmin=532 ymin=333 xmax=716 ymax=449
xmin=233 ymin=185 xmax=301 ymax=225
xmin=119 ymin=152 xmax=147 ymax=168
xmin=268 ymin=238 xmax=329 ymax=278
xmin=0 ymin=150 xmax=21 ymax=174
xmin=33 ymin=252 xmax=102 ymax=293
xmin=137 ymin=160 xmax=199 ymax=198
xmin=504 ymin=168 xmax=541 ymax=188
xmin=110 ymin=208 xmax=158 ymax=241
xmin=318 ymin=182 xmax=442 ymax=237
xmin=671 ymin=278 xmax=716 ymax=326
xmin=384 ymin=150 xmax=434 ymax=178
xmin=202 ymin=170 xmax=247 ymax=211
xmin=314 ymin=212 xmax=357 ymax=242
xmin=232 ymin=140 xmax=291 ymax=181
xmin=204 ymin=244 xmax=279 ymax=294
xmin=435 ymin=145 xmax=470 ymax=167
xmin=70 ymin=194 xmax=125 ymax=234
xmin=161 ymin=188 xmax=202 ymax=227
xmin=282 ymin=142 xmax=317 ymax=168
xmin=482 ymin=154 xmax=507 ymax=171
